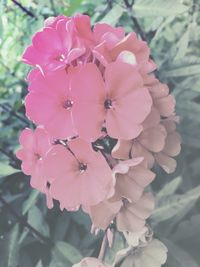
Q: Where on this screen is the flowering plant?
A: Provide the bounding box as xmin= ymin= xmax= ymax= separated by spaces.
xmin=16 ymin=13 xmax=181 ymax=266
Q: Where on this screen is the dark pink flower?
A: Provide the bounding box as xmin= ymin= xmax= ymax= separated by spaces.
xmin=22 ymin=14 xmax=94 ymax=72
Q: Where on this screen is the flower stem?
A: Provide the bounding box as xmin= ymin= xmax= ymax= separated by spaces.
xmin=98 ymin=233 xmax=109 ymax=261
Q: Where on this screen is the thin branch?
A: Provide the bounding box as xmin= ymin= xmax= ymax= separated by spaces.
xmin=0 ymin=194 xmax=54 ymax=247
xmin=0 ymin=104 xmax=30 ymax=126
xmin=0 ymin=148 xmax=21 ymax=169
xmin=106 ymin=0 xmax=113 ymax=9
xmin=11 ymin=0 xmax=36 ymax=19
xmin=123 ymin=0 xmax=147 ymax=41
xmin=98 ymin=233 xmax=109 ymax=261
xmin=50 ymin=0 xmax=57 ymax=16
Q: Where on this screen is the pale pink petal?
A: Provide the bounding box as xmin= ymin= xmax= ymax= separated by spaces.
xmin=22 ymin=45 xmax=49 ymax=66
xmin=154 ymin=95 xmax=176 ymax=117
xmin=115 ymin=173 xmax=144 ymax=202
xmin=71 ymin=63 xmax=106 ymax=141
xmin=74 ymin=14 xmax=94 ymax=41
xmin=112 ymin=158 xmax=144 ymax=176
xmin=142 ymin=107 xmax=160 ymax=129
xmin=32 ymin=27 xmax=63 ymax=54
xmin=16 ymin=149 xmax=35 ymax=175
xmin=90 ymin=200 xmax=122 ymax=230
xmin=105 ymin=61 xmax=143 ymax=97
xmin=131 ymin=142 xmax=155 ymax=169
xmin=30 ymin=160 xmax=46 ymax=192
xmin=116 ymin=193 xmax=155 ymax=232
xmin=149 ymin=82 xmax=169 ymax=99
xmin=112 ymin=139 xmax=132 ymax=160
xmin=93 ymin=42 xmax=112 ymax=66
xmin=106 ymin=88 xmax=152 ymax=139
xmin=163 ymin=132 xmax=181 ymax=157
xmin=106 ymin=109 xmax=143 ymax=139
xmin=93 ymin=23 xmax=125 ymax=43
xmin=162 ymin=120 xmax=176 ymax=133
xmin=19 ymin=128 xmax=34 ymax=149
xmin=155 ymin=152 xmax=177 ymax=173
xmin=138 ymin=124 xmax=167 ymax=153
xmin=128 ymin=165 xmax=156 ymax=188
xmin=43 ymin=145 xmax=74 ymax=183
xmin=34 ymin=127 xmax=51 ymax=156
xmin=27 ymin=68 xmax=42 ymax=84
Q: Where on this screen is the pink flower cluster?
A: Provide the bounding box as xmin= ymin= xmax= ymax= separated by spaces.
xmin=17 ymin=14 xmax=181 ymax=232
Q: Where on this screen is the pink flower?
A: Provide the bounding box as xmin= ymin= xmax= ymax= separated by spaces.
xmin=26 ymin=61 xmax=152 ymax=141
xmin=43 ymin=138 xmax=115 ymax=209
xmin=25 ymin=68 xmax=77 ymax=139
xmin=87 ymin=159 xmax=155 ymax=230
xmin=22 ymin=14 xmax=94 ymax=72
xmin=112 ymin=78 xmax=181 ymax=173
xmin=155 ymin=119 xmax=181 ymax=173
xmin=16 ymin=127 xmax=53 ymax=208
xmin=71 ymin=61 xmax=152 ymax=140
xmin=93 ymin=32 xmax=156 ymax=75
xmin=115 ymin=163 xmax=155 ymax=203
xmin=116 ymin=193 xmax=155 ymax=232
xmin=93 ymin=23 xmax=125 ymax=49
xmin=89 ymin=192 xmax=155 ymax=232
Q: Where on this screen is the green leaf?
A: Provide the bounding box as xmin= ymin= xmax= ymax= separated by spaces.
xmin=164 ymin=239 xmax=199 ymax=267
xmin=0 ymin=162 xmax=19 ymax=177
xmin=0 ymin=0 xmax=4 ymax=37
xmin=22 ymin=189 xmax=40 ymax=215
xmin=164 ymin=64 xmax=200 ymax=77
xmin=172 ymin=215 xmax=200 ymax=242
xmin=152 ymin=185 xmax=200 ymax=223
xmin=157 ymin=176 xmax=182 ymax=201
xmin=35 ymin=260 xmax=43 ymax=267
xmin=174 ymin=28 xmax=189 ymax=60
xmin=8 ymin=224 xmax=19 ymax=267
xmin=133 ymin=0 xmax=189 ymax=17
xmin=64 ymin=0 xmax=83 ymax=16
xmin=53 ymin=212 xmax=71 ymax=241
xmin=28 ymin=206 xmax=49 ymax=237
xmin=99 ymin=4 xmax=124 ymax=25
xmin=53 ymin=241 xmax=83 ymax=265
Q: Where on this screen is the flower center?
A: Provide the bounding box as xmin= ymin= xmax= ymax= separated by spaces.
xmin=58 ymin=54 xmax=65 ymax=62
xmin=79 ymin=162 xmax=87 ymax=173
xmin=63 ymin=99 xmax=73 ymax=109
xmin=34 ymin=153 xmax=41 ymax=161
xmin=104 ymin=99 xmax=112 ymax=109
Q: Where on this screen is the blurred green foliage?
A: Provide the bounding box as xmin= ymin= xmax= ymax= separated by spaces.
xmin=0 ymin=0 xmax=200 ymax=266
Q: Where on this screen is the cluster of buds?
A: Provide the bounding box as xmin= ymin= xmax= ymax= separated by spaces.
xmin=16 ymin=14 xmax=181 ymax=266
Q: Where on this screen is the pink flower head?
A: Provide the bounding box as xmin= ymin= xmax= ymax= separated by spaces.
xmin=22 ymin=14 xmax=94 ymax=73
xmin=16 ymin=127 xmax=53 ymax=208
xmin=71 ymin=61 xmax=152 ymax=140
xmin=43 ymin=138 xmax=115 ymax=210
